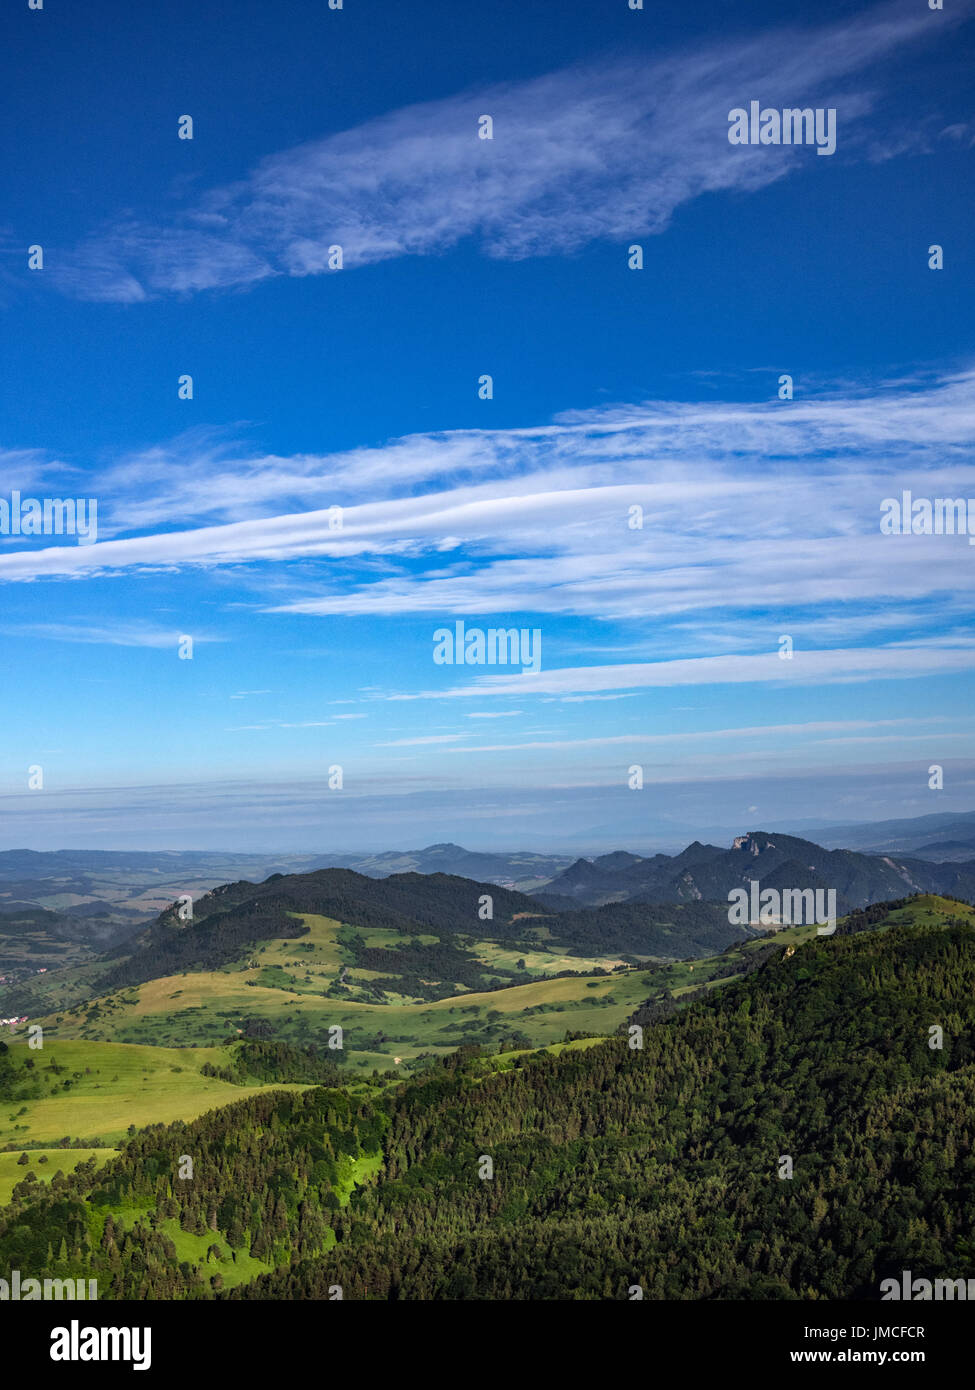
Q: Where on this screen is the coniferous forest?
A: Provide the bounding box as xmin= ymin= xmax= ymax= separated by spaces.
xmin=2 ymin=906 xmax=972 ymax=1300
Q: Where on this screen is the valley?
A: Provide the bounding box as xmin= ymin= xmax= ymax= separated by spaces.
xmin=0 ymin=889 xmax=971 ymax=1300
xmin=0 ymin=827 xmax=972 ymax=1303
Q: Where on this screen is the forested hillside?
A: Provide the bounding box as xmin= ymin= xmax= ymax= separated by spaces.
xmin=1 ymin=899 xmax=972 ymax=1299
xmin=0 ymin=866 xmax=740 ymax=1024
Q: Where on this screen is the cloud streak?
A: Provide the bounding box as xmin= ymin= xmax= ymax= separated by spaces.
xmin=43 ymin=0 xmax=966 ymax=302
xmin=427 ymin=646 xmax=975 ymax=698
xmin=3 ymin=369 xmax=973 ymax=666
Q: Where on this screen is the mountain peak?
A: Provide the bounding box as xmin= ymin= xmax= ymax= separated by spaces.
xmin=732 ymin=832 xmax=778 ymax=853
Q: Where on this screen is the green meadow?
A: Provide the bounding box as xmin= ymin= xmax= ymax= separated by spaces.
xmin=13 ymin=896 xmax=966 ymax=1152
xmin=0 ymin=1147 xmax=116 ymax=1205
xmin=0 ymin=1038 xmax=308 ymax=1147
xmin=34 ymin=910 xmax=656 ymax=1068
xmin=38 ymin=964 xmax=656 ymax=1068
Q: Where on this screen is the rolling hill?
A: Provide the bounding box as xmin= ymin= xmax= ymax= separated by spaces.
xmin=0 ymin=843 xmax=574 ymax=924
xmin=0 ymin=893 xmax=970 ymax=1300
xmin=0 ymin=866 xmax=743 ymax=1050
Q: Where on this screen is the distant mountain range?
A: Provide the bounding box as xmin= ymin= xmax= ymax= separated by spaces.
xmin=97 ymin=865 xmax=740 ymax=993
xmin=12 ymin=819 xmax=975 ymax=1015
xmin=2 ymin=809 xmax=975 ymax=925
xmin=533 ymin=830 xmax=975 ymax=912
xmin=0 ymin=844 xmax=574 ymax=921
xmin=303 ymin=843 xmax=574 ymax=886
xmin=809 ymin=810 xmax=975 ymax=860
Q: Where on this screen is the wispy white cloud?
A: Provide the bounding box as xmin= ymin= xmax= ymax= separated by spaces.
xmin=465 ymin=710 xmax=524 ymax=718
xmin=376 ymin=733 xmax=474 ymax=747
xmin=442 ymin=716 xmax=950 ymax=753
xmin=3 ymin=368 xmax=975 ymax=591
xmin=227 ymin=720 xmax=335 ymax=732
xmin=0 ymin=448 xmax=76 ymax=495
xmin=0 ymin=621 xmax=222 ymax=649
xmin=42 ymin=0 xmax=967 ymax=302
xmin=547 ymin=694 xmax=641 ymax=704
xmin=425 ymin=646 xmax=975 ymax=698
xmin=2 ymin=368 xmax=974 ymax=708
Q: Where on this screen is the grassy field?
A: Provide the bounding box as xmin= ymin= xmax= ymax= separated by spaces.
xmin=0 ymin=1147 xmax=116 ymax=1205
xmin=31 ymin=908 xmax=656 ymax=1067
xmin=44 ymin=968 xmax=651 ymax=1062
xmin=650 ymin=894 xmax=975 ymax=998
xmin=252 ymin=912 xmax=344 ymax=975
xmin=483 ymin=1036 xmax=609 ymax=1072
xmin=875 ymin=895 xmax=975 ymax=930
xmin=0 ymin=1039 xmax=308 ymax=1147
xmin=153 ymin=1216 xmax=276 ymax=1289
xmin=37 ymin=959 xmax=656 ymax=1069
xmin=100 ymin=1140 xmax=386 ymax=1291
xmin=335 ymin=1150 xmax=384 ymax=1205
xmin=27 ymin=896 xmax=972 ymax=1082
xmin=466 ymin=937 xmax=628 ymax=978
xmin=2 ymin=892 xmax=965 ymax=1265
xmin=101 ymin=1194 xmax=283 ymax=1290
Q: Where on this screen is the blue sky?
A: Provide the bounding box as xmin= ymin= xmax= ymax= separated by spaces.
xmin=1 ymin=0 xmax=974 ymax=851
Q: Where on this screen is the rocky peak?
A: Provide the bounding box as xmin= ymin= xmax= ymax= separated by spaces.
xmin=732 ymin=833 xmax=776 ymax=855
